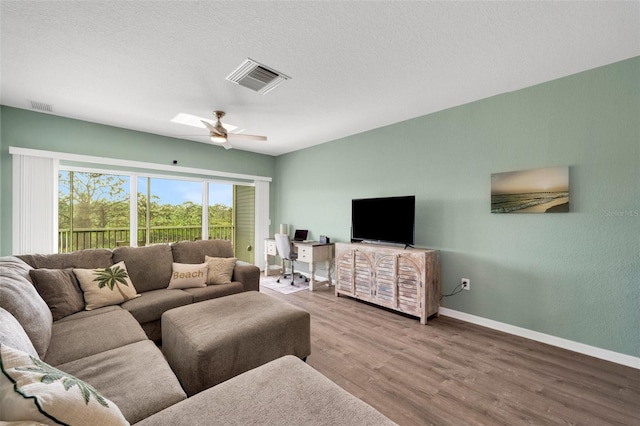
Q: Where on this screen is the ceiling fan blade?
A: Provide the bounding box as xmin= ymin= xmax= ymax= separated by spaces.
xmin=221 ymin=141 xmax=233 ymax=150
xmin=228 ymin=134 xmax=267 ymax=142
xmin=201 ymin=120 xmax=223 ymax=135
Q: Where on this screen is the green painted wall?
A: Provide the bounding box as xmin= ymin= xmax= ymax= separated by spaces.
xmin=0 ymin=106 xmax=277 ymax=255
xmin=1 ymin=58 xmax=638 ymax=358
xmin=274 ymin=57 xmax=640 ymax=358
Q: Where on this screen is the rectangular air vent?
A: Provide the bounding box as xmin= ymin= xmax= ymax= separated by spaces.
xmin=29 ymin=100 xmax=54 ymax=113
xmin=226 ymin=58 xmax=290 ymax=94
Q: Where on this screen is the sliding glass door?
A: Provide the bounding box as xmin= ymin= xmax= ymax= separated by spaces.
xmin=58 ymin=170 xmax=254 ymax=260
xmin=58 ymin=171 xmax=130 ymax=252
xmin=137 ymin=177 xmax=203 ymax=245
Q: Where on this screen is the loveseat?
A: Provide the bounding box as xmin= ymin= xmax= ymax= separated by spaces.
xmin=0 ymin=240 xmax=396 ymax=425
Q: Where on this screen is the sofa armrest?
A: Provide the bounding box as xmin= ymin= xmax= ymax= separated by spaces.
xmin=233 ymin=261 xmax=260 ymax=292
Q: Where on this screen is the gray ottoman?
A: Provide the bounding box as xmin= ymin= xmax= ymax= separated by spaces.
xmin=162 ymin=291 xmax=310 ymax=396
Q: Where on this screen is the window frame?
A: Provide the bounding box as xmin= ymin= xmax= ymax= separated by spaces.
xmin=60 ymin=165 xmax=254 ymax=248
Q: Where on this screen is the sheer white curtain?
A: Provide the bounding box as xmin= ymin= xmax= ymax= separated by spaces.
xmin=12 ymin=153 xmax=58 ymax=254
xmin=254 ymin=180 xmax=270 ymax=269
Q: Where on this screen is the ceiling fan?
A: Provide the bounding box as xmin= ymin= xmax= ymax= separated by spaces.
xmin=201 ymin=110 xmax=267 ymax=150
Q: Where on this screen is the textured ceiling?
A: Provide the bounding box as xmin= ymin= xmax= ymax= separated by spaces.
xmin=1 ymin=1 xmax=639 ymax=156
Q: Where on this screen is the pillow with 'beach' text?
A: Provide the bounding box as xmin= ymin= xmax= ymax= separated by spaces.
xmin=167 ymin=262 xmax=208 ymax=289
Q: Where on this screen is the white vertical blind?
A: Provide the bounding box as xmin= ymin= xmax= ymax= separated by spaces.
xmin=130 ymin=175 xmax=139 ymax=246
xmin=254 ymin=180 xmax=270 ymax=270
xmin=12 ymin=154 xmax=58 ymax=254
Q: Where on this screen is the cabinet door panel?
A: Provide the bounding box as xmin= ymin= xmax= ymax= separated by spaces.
xmin=353 ymin=250 xmax=373 ymax=299
xmin=396 ymin=255 xmax=422 ymax=315
xmin=335 ymin=250 xmax=355 ymax=294
xmin=374 ymin=254 xmax=396 ymax=307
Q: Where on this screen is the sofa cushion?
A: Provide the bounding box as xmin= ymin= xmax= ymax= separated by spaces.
xmin=167 ymin=262 xmax=208 ymax=289
xmin=121 ymin=288 xmax=193 ymax=324
xmin=171 ymin=239 xmax=234 ymax=263
xmin=74 ymin=261 xmax=141 ymax=310
xmin=29 ymin=268 xmax=85 ymax=320
xmin=45 ymin=308 xmax=147 ymax=366
xmin=54 ymin=305 xmax=122 ymax=323
xmin=205 ymin=256 xmax=237 ymax=285
xmin=135 ymin=355 xmax=397 ymax=426
xmin=183 ymin=282 xmax=244 ymax=303
xmin=0 ymin=344 xmax=128 ymax=426
xmin=57 ymin=340 xmax=186 ymax=424
xmin=18 ymin=248 xmax=113 ymax=269
xmin=0 ymin=307 xmax=38 ymax=358
xmin=113 ymin=244 xmax=173 ymax=292
xmin=0 ymin=263 xmax=52 ymax=359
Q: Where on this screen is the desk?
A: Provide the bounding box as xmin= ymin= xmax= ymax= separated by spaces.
xmin=264 ymin=239 xmax=335 ymax=291
xmin=293 ymin=242 xmax=335 ymax=291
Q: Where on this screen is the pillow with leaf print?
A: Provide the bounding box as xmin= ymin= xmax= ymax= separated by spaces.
xmin=0 ymin=344 xmax=129 ymax=425
xmin=74 ymin=261 xmax=140 ymax=310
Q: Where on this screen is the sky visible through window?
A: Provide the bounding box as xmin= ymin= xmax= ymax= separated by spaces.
xmin=58 ymin=171 xmax=233 ymax=206
xmin=138 ymin=178 xmax=232 ymax=206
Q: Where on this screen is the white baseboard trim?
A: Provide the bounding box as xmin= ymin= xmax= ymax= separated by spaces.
xmin=438 ymin=307 xmax=640 ymax=370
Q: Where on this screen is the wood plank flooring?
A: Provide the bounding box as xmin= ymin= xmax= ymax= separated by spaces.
xmin=260 ymin=282 xmax=640 ymax=426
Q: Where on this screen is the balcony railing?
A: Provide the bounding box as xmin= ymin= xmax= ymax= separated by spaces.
xmin=58 ymin=225 xmax=234 ymax=253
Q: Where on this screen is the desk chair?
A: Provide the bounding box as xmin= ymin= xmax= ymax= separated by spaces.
xmin=275 ymin=233 xmax=309 ymax=285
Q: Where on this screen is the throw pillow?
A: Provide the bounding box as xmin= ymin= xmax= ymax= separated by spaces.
xmin=204 ymin=256 xmax=237 ymax=285
xmin=29 ymin=268 xmax=85 ymax=321
xmin=0 ymin=344 xmax=129 ymax=425
xmin=167 ymin=262 xmax=208 ymax=289
xmin=0 ymin=267 xmax=52 ymax=359
xmin=0 ymin=308 xmax=39 ymax=359
xmin=74 ymin=261 xmax=140 ymax=310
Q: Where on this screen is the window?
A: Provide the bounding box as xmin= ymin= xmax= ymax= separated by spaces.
xmin=138 ymin=177 xmax=204 ymax=245
xmin=58 ymin=171 xmax=130 ymax=252
xmin=208 ymin=183 xmax=233 ymax=240
xmin=58 ymin=170 xmax=253 ymax=261
xmin=12 ymin=146 xmax=270 ymax=263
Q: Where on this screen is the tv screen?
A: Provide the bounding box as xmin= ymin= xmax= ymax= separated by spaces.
xmin=351 ymin=196 xmax=415 ymax=246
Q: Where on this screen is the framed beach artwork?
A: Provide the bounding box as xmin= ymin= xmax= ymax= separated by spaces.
xmin=491 ymin=166 xmax=569 ymax=213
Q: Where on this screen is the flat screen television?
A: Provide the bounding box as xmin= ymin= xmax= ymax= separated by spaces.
xmin=351 ymin=195 xmax=415 ymax=246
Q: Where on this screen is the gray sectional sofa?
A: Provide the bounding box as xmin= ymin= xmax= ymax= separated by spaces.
xmin=0 ymin=239 xmax=396 ymax=425
xmin=17 ymin=239 xmax=259 ymax=342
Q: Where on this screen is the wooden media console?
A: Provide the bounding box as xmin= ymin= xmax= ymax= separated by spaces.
xmin=334 ymin=242 xmax=440 ymax=324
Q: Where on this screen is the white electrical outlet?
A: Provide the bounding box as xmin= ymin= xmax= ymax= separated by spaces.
xmin=461 ymin=278 xmax=470 ymax=291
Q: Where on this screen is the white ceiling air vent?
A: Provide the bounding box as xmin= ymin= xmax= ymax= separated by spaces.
xmin=29 ymin=100 xmax=54 ymax=113
xmin=226 ymin=58 xmax=291 ymax=94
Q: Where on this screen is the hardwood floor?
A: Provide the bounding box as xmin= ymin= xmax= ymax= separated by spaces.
xmin=260 ymin=282 xmax=640 ymax=426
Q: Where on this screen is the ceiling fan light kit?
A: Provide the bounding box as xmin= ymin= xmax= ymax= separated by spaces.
xmin=200 ymin=110 xmax=267 ymax=150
